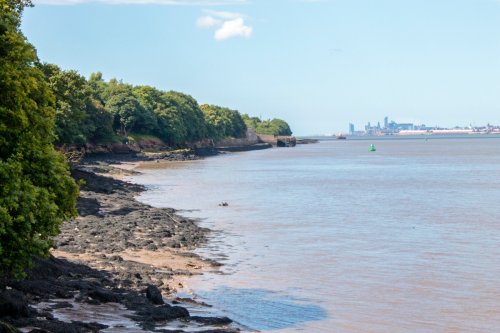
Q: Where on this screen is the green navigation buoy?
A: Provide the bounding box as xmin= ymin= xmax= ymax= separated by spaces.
xmin=369 ymin=144 xmax=376 ymax=152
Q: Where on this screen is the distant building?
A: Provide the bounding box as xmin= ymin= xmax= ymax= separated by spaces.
xmin=397 ymin=123 xmax=414 ymax=130
xmin=349 ymin=123 xmax=355 ymax=135
xmin=384 ymin=116 xmax=388 ymax=129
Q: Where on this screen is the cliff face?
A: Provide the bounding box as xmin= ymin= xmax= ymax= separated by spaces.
xmin=58 ymin=137 xmax=169 ymax=156
xmin=57 ymin=127 xmax=290 ymax=158
xmin=216 ymin=128 xmax=260 ymax=147
xmin=256 ymin=134 xmax=297 ymax=147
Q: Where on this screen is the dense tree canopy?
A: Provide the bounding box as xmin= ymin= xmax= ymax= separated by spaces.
xmin=0 ymin=0 xmax=78 ymax=277
xmin=40 ymin=64 xmax=116 ymax=144
xmin=105 ymin=82 xmax=155 ymax=136
xmin=41 ymin=63 xmax=92 ymax=144
xmin=201 ymin=104 xmax=247 ymax=141
xmin=242 ymin=114 xmax=292 ymax=136
xmin=44 ymin=68 xmax=292 ymax=148
xmin=164 ymin=91 xmax=208 ymax=143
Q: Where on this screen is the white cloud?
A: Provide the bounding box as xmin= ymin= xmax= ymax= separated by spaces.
xmin=196 ymin=15 xmax=221 ymax=28
xmin=196 ymin=9 xmax=252 ymax=41
xmin=34 ymin=0 xmax=248 ymax=5
xmin=204 ymin=9 xmax=244 ymax=19
xmin=214 ymin=17 xmax=251 ymax=41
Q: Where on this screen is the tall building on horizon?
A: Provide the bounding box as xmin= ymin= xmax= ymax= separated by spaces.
xmin=349 ymin=123 xmax=355 ymax=135
xmin=384 ymin=116 xmax=389 ymax=129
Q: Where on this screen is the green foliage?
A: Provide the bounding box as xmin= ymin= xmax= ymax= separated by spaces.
xmin=132 ymin=89 xmax=209 ymax=145
xmin=132 ymin=85 xmax=180 ymax=144
xmin=0 ymin=0 xmax=78 ymax=277
xmin=164 ymin=91 xmax=208 ymax=143
xmin=128 ymin=133 xmax=163 ymax=142
xmin=40 ymin=63 xmax=91 ymax=145
xmin=242 ymin=114 xmax=292 ymax=136
xmin=40 ymin=64 xmax=115 ymax=145
xmin=29 ymin=35 xmax=289 ymax=150
xmin=104 ymin=81 xmax=157 ymax=136
xmin=88 ymin=71 xmax=107 ymax=104
xmin=85 ymin=99 xmax=114 ymax=143
xmin=201 ymin=104 xmax=247 ymax=141
xmin=42 ymin=67 xmax=288 ymax=148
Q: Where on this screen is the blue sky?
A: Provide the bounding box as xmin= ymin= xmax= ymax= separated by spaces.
xmin=23 ymin=0 xmax=500 ymax=135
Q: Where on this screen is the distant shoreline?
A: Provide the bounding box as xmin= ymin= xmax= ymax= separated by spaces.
xmin=305 ymin=133 xmax=500 ymax=141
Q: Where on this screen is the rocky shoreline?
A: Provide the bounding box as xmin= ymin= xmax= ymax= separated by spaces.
xmin=0 ymin=153 xmax=241 ymax=333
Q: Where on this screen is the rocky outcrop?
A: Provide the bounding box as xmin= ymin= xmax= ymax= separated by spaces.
xmin=257 ymin=134 xmax=296 ymax=147
xmin=0 ymin=290 xmax=30 ymax=319
xmin=0 ymin=165 xmax=239 ymax=333
xmin=146 ymin=285 xmax=164 ymax=305
xmin=217 ymin=128 xmax=259 ymax=147
xmin=215 ymin=128 xmax=274 ymax=152
xmin=58 ymin=137 xmax=168 ymax=157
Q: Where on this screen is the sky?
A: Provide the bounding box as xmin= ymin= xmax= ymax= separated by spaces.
xmin=22 ymin=0 xmax=500 ymax=135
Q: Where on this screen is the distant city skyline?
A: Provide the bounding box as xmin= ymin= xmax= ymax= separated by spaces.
xmin=348 ymin=116 xmax=500 ymax=136
xmin=23 ymin=0 xmax=500 ymax=135
xmin=348 ymin=117 xmax=496 ymax=133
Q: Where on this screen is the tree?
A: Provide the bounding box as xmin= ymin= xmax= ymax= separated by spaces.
xmin=242 ymin=114 xmax=292 ymax=136
xmin=201 ymin=104 xmax=247 ymax=141
xmin=85 ymin=99 xmax=114 ymax=143
xmin=87 ymin=71 xmax=107 ymax=104
xmin=0 ymin=0 xmax=78 ymax=277
xmin=132 ymin=85 xmax=181 ymax=144
xmin=241 ymin=114 xmax=261 ymax=130
xmin=40 ymin=63 xmax=90 ymax=145
xmin=266 ymin=118 xmax=292 ymax=136
xmin=164 ymin=91 xmax=207 ymax=143
xmin=104 ymin=81 xmax=157 ymax=136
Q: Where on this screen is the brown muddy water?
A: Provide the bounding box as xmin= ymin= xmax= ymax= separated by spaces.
xmin=131 ymin=137 xmax=500 ymax=332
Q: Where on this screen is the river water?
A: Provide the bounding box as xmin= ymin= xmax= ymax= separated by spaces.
xmin=130 ymin=137 xmax=500 ymax=332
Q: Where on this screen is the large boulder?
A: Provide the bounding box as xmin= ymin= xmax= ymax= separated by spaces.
xmin=0 ymin=290 xmax=30 ymax=318
xmin=145 ymin=285 xmax=164 ymax=305
xmin=150 ymin=304 xmax=189 ymax=321
xmin=87 ymin=288 xmax=121 ymax=303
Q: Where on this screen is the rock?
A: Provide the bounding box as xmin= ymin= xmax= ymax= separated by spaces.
xmin=54 ymin=289 xmax=73 ymax=299
xmin=0 ymin=290 xmax=30 ymax=318
xmin=197 ymin=328 xmax=240 ymax=333
xmin=109 ymin=255 xmax=123 ymax=262
xmin=72 ymin=321 xmax=109 ymax=331
xmin=150 ymin=305 xmax=189 ymax=321
xmin=87 ymin=288 xmax=121 ymax=303
xmin=189 ymin=316 xmax=232 ymax=325
xmin=76 ymin=197 xmax=101 ymax=217
xmin=22 ymin=319 xmax=108 ymax=333
xmin=146 ymin=243 xmax=158 ymax=251
xmin=50 ymin=302 xmax=74 ymax=310
xmin=145 ymin=285 xmax=164 ymax=305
